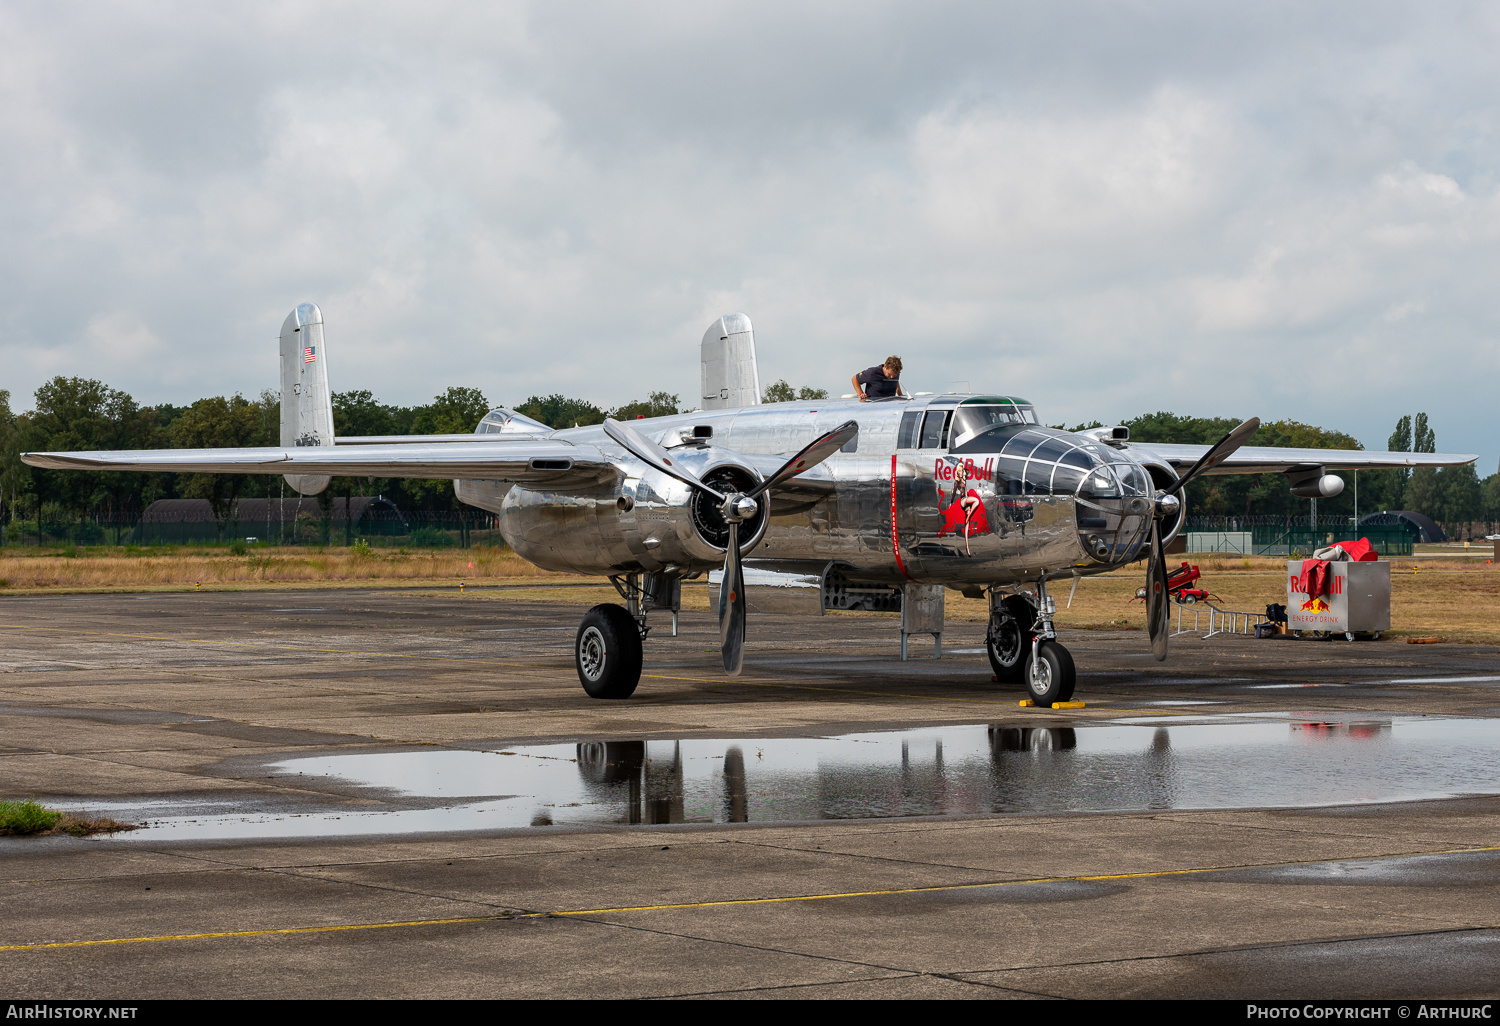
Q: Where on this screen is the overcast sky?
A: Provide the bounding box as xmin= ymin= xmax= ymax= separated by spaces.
xmin=2 ymin=2 xmax=1495 ymax=468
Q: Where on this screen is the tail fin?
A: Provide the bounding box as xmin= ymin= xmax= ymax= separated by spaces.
xmin=279 ymin=303 xmax=334 ymax=495
xmin=700 ymin=313 xmax=761 ymax=410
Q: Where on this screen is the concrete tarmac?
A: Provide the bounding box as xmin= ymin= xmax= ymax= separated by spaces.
xmin=4 ymin=588 xmax=1500 ymax=1000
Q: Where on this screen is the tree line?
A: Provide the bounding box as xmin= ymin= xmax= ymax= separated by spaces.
xmin=0 ymin=379 xmax=697 ymax=522
xmin=1107 ymin=411 xmax=1496 ymax=531
xmin=2 ymin=376 xmax=1494 ymax=532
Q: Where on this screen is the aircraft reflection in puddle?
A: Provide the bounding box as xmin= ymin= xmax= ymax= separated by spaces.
xmin=104 ymin=717 xmax=1500 ymax=842
xmin=571 ymin=719 xmax=1402 ymax=825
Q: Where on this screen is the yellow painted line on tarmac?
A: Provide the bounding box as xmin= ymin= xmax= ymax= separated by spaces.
xmin=0 ymin=914 xmax=506 ymax=952
xmin=6 ymin=844 xmax=1499 ymax=955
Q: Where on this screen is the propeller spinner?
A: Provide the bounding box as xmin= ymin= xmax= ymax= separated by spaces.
xmin=604 ymin=418 xmax=859 ymax=674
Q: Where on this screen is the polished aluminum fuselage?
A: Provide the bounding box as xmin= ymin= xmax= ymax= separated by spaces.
xmin=456 ymin=396 xmax=1156 ymax=587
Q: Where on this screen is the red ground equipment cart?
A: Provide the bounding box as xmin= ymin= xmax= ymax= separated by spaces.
xmin=1134 ymin=562 xmax=1212 ymax=604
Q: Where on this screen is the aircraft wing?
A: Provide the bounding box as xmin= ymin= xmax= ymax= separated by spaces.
xmin=22 ymin=438 xmax=844 ymax=500
xmin=21 ymin=438 xmax=619 ymax=486
xmin=1124 ymin=443 xmax=1478 ymax=475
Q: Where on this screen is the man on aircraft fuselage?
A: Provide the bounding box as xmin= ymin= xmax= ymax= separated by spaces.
xmin=852 ymin=357 xmax=906 ymax=401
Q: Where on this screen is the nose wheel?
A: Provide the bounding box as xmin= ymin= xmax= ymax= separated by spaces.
xmin=1025 ymin=640 xmax=1076 ymax=706
xmin=988 ymin=585 xmax=1076 ymax=705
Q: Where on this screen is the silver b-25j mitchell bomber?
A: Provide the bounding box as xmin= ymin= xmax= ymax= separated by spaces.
xmin=24 ymin=305 xmax=1477 ymax=705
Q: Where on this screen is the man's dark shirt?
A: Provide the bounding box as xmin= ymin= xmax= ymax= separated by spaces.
xmin=856 ymin=366 xmax=899 ymax=398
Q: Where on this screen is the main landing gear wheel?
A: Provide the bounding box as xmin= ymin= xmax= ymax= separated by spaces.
xmin=575 ymin=604 xmax=642 ymax=699
xmin=1025 ymin=640 xmax=1076 ymax=706
xmin=987 ymin=596 xmax=1036 ymax=683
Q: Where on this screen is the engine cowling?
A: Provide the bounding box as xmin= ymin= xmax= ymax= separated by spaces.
xmin=494 ymin=448 xmax=769 ymax=575
xmin=1137 ymin=459 xmax=1187 ymax=547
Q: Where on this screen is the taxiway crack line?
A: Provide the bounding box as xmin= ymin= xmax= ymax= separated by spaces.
xmin=946 ymin=921 xmax=1500 ymax=979
xmin=545 ymin=914 xmax=1065 ymax=1000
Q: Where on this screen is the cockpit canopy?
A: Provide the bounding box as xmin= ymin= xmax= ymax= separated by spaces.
xmin=949 ymin=424 xmax=1153 ymax=499
xmin=949 ymin=399 xmax=1040 ymax=448
xmin=898 ymin=396 xmax=1038 ymax=450
xmin=475 ymin=408 xmax=552 ymax=436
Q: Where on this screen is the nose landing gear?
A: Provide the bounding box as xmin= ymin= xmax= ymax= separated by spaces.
xmin=986 ymin=580 xmax=1076 ymax=706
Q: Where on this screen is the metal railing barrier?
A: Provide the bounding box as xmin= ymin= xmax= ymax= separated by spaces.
xmin=1171 ymin=600 xmax=1266 ymax=640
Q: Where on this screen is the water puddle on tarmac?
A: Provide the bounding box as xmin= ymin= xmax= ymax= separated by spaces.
xmin=93 ymin=715 xmax=1500 ymax=842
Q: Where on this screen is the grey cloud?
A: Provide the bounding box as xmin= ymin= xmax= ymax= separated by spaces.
xmin=0 ymin=2 xmax=1496 ymax=469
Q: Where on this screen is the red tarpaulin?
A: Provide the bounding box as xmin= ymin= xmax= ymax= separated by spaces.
xmin=1327 ymin=537 xmax=1379 ymax=562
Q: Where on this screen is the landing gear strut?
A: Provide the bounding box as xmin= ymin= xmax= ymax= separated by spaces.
xmin=986 ymin=581 xmax=1076 ymax=706
xmin=574 ymin=572 xmax=682 ymax=699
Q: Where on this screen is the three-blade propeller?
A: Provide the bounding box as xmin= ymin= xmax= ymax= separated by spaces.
xmin=1145 ymin=417 xmax=1259 ymax=661
xmin=603 ymin=418 xmax=858 ymax=675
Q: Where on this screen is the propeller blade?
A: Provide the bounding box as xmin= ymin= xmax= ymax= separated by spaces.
xmin=603 ymin=418 xmax=725 ymax=501
xmin=745 ymin=420 xmax=859 ymax=500
xmin=1163 ymin=417 xmax=1260 ymax=496
xmin=610 ymin=415 xmax=854 ymax=679
xmin=1147 ymin=519 xmax=1170 ymax=661
xmin=720 ymin=519 xmax=746 ymax=675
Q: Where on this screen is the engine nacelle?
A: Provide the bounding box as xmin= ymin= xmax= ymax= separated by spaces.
xmin=492 ymin=448 xmax=770 ymax=575
xmin=1287 ymin=466 xmax=1345 ymax=499
xmin=1136 ymin=459 xmax=1187 ymax=546
xmin=628 ymin=455 xmax=771 ymax=570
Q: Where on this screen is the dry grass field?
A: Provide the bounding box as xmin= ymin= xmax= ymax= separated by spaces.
xmin=2 ymin=546 xmax=1498 ymax=643
xmin=975 ymin=554 xmax=1500 ymax=645
xmin=0 ymin=544 xmax=561 ymax=592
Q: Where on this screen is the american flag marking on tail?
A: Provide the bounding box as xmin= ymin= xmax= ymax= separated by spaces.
xmin=304 ymin=346 xmax=316 ymax=363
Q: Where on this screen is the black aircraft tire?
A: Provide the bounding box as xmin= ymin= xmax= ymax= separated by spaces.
xmin=1024 ymin=641 xmax=1076 ymax=706
xmin=987 ymin=624 xmax=1026 ymax=682
xmin=987 ymin=597 xmax=1035 ymax=683
xmin=575 ymin=604 xmax=643 ymax=699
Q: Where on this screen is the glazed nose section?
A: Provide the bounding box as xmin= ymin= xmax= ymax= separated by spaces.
xmin=1075 ymin=458 xmax=1153 ymax=565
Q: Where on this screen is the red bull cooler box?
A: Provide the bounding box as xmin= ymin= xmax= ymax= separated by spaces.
xmin=1286 ymin=560 xmax=1391 ymax=636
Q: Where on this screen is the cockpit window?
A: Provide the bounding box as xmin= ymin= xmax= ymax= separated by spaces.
xmin=1001 ymin=429 xmax=1049 ymax=458
xmin=897 ymin=410 xmax=922 ymax=449
xmin=1051 ymin=465 xmax=1085 ymax=495
xmin=949 ymin=403 xmax=1039 ymax=449
xmin=1080 ymin=465 xmax=1124 ymax=499
xmin=477 ymin=410 xmax=511 ymax=434
xmin=1060 ymin=448 xmax=1094 ymax=470
xmin=1029 ymin=436 xmax=1072 ymax=464
xmin=476 ymin=407 xmax=550 ymax=435
xmin=919 ymin=410 xmax=951 ymax=449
